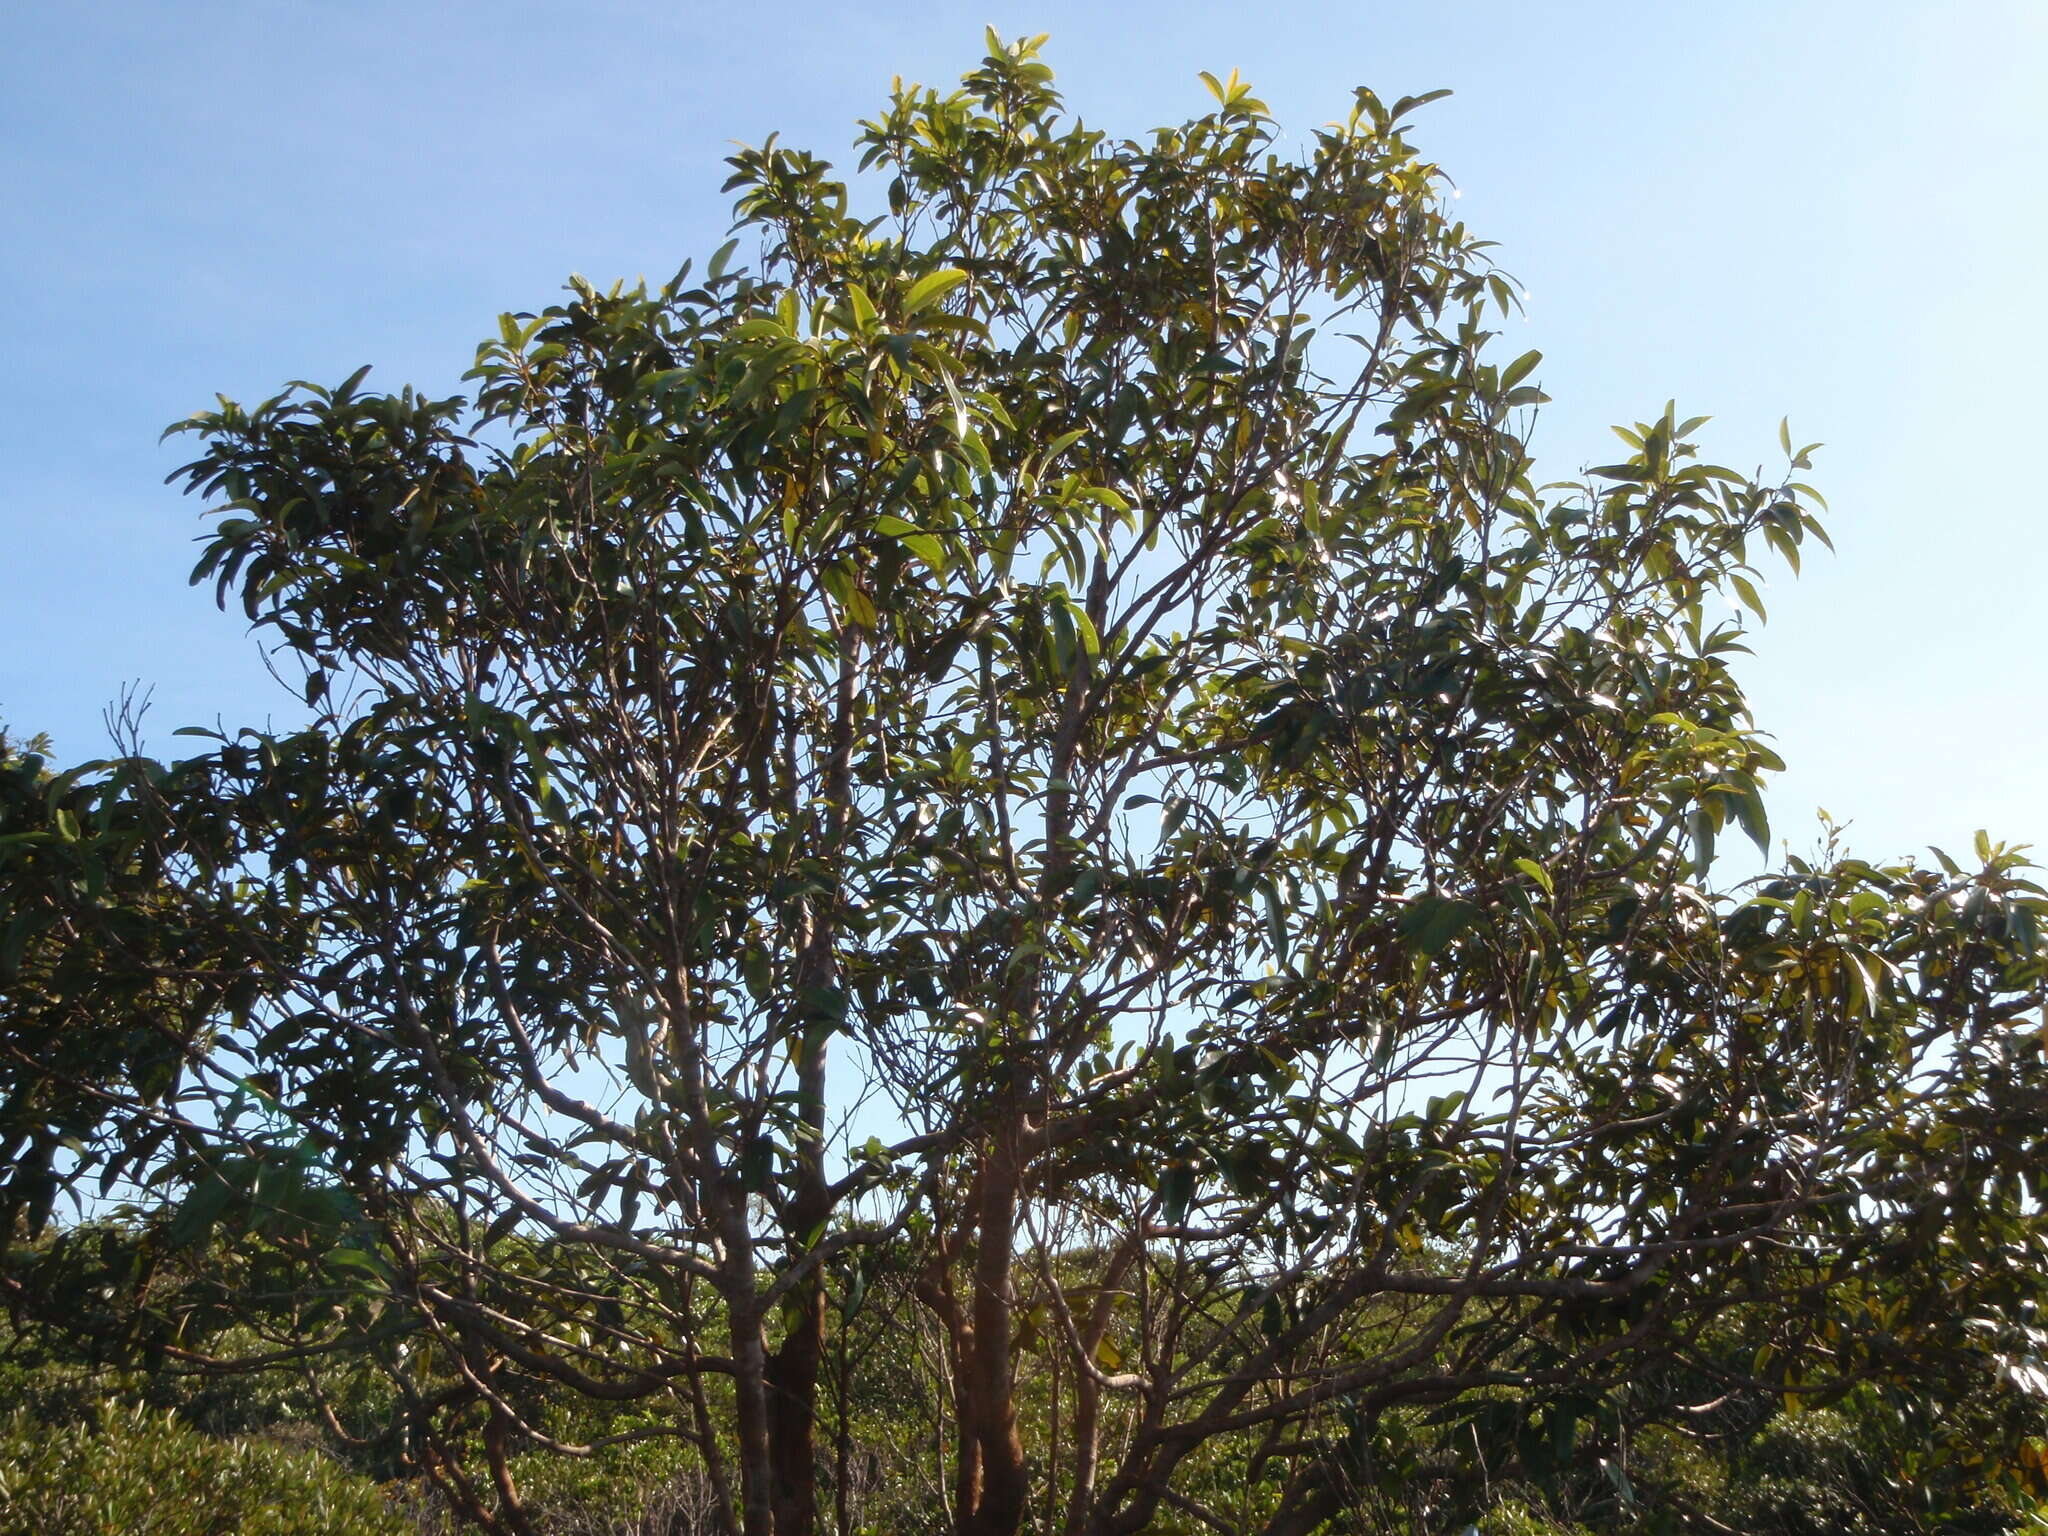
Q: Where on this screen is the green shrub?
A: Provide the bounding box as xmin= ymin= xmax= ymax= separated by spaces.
xmin=1476 ymin=1501 xmax=1593 ymax=1536
xmin=0 ymin=1404 xmax=412 ymax=1536
xmin=507 ymin=1440 xmax=716 ymax=1535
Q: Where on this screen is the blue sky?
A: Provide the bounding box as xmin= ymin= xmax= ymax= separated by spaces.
xmin=3 ymin=0 xmax=2043 ymax=871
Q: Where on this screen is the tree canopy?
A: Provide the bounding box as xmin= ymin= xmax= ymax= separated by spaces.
xmin=5 ymin=33 xmax=2048 ymax=1536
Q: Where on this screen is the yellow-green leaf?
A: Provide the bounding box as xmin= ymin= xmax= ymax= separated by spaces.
xmin=902 ymin=269 xmax=968 ymax=317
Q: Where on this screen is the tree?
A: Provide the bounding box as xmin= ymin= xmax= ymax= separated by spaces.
xmin=6 ymin=32 xmax=2048 ymax=1536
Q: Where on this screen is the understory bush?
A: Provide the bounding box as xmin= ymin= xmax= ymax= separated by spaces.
xmin=0 ymin=1403 xmax=412 ymax=1536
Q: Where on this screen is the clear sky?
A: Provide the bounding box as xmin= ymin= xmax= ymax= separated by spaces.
xmin=3 ymin=0 xmax=2043 ymax=871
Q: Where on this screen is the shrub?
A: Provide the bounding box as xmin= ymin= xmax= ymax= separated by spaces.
xmin=507 ymin=1441 xmax=720 ymax=1535
xmin=0 ymin=1403 xmax=411 ymax=1536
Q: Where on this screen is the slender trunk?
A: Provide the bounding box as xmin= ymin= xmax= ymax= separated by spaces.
xmin=766 ymin=1259 xmax=826 ymax=1536
xmin=914 ymin=1231 xmax=982 ymax=1525
xmin=963 ymin=1119 xmax=1029 ymax=1536
xmin=1059 ymin=1362 xmax=1100 ymax=1536
xmin=953 ymin=1320 xmax=985 ymax=1525
xmin=729 ymin=1293 xmax=778 ymax=1536
xmin=685 ymin=1341 xmax=740 ymax=1536
xmin=761 ymin=632 xmax=858 ymax=1534
xmin=419 ymin=1421 xmax=510 ymax=1536
xmin=832 ymin=1317 xmax=854 ymax=1536
xmin=1062 ymin=1233 xmax=1138 ymax=1536
xmin=482 ymin=1402 xmax=541 ymax=1536
xmin=1253 ymin=1456 xmax=1352 ymax=1536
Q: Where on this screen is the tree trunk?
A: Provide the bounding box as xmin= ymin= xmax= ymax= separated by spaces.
xmin=832 ymin=1320 xmax=854 ymax=1536
xmin=766 ymin=1254 xmax=826 ymax=1536
xmin=962 ymin=1119 xmax=1029 ymax=1536
xmin=728 ymin=1293 xmax=778 ymax=1536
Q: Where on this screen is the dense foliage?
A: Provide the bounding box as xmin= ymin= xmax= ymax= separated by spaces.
xmin=2 ymin=1282 xmax=2042 ymax=1535
xmin=5 ymin=33 xmax=2048 ymax=1536
xmin=0 ymin=1403 xmax=410 ymax=1536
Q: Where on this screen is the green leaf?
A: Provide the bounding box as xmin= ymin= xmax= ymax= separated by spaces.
xmin=901 ymin=269 xmax=968 ymax=317
xmin=324 ymin=1246 xmax=393 ymax=1284
xmin=1062 ymin=596 xmax=1100 ymax=657
xmin=1728 ymin=774 xmax=1770 ymax=854
xmin=167 ymin=1173 xmax=236 ymax=1248
xmin=1389 ymin=87 xmax=1454 ymax=120
xmin=1264 ymin=883 xmax=1289 ymax=961
xmin=1161 ymin=1162 xmax=1195 ymax=1224
xmin=1397 ymin=895 xmax=1478 ymax=957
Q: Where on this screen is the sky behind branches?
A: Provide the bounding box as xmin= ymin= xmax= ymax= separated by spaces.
xmin=3 ymin=0 xmax=2043 ymax=870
